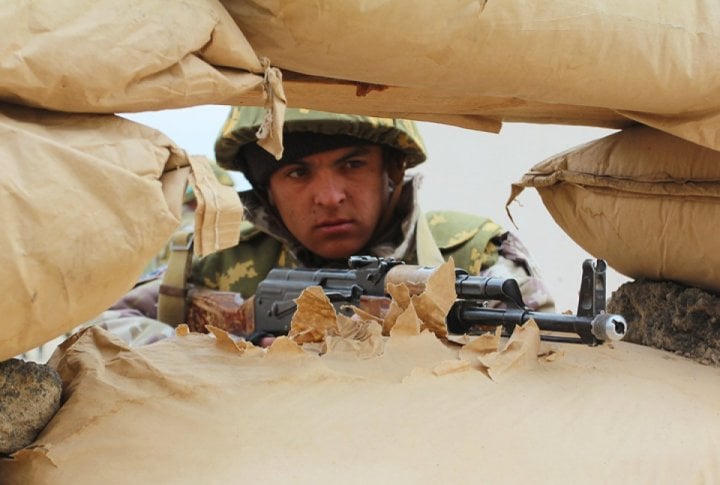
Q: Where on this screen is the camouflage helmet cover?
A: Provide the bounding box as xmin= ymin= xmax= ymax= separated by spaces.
xmin=214 ymin=107 xmax=428 ymax=178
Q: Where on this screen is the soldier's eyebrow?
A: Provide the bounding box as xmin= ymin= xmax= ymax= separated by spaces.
xmin=341 ymin=146 xmax=372 ymax=157
xmin=334 ymin=146 xmax=373 ymax=163
xmin=282 ymin=159 xmax=309 ymax=168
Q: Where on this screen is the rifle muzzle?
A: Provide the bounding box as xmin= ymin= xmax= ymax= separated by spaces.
xmin=591 ymin=313 xmax=627 ymax=342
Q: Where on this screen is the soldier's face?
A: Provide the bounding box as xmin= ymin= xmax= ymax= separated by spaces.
xmin=268 ymin=145 xmax=389 ymax=260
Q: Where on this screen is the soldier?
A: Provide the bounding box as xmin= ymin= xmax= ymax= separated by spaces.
xmin=172 ymin=107 xmax=554 ymax=343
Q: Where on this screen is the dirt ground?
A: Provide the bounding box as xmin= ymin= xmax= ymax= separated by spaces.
xmin=608 ymin=280 xmax=720 ymax=366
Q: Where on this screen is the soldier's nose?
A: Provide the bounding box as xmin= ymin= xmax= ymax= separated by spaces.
xmin=313 ymin=177 xmax=346 ymax=206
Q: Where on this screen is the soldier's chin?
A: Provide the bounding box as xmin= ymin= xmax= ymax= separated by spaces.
xmin=311 ymin=240 xmax=364 ymax=261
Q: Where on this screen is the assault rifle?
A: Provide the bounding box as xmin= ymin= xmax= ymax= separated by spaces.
xmin=246 ymin=256 xmax=627 ymax=346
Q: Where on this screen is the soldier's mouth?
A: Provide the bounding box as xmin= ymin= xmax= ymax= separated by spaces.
xmin=315 ymin=219 xmax=354 ymax=235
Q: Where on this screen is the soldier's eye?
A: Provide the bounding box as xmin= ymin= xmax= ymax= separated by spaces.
xmin=283 ymin=165 xmax=309 ymax=179
xmin=342 ymin=158 xmax=367 ymax=170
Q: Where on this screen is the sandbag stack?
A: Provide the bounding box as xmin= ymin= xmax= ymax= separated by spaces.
xmin=0 ymin=0 xmax=285 ymax=360
xmin=510 ymin=125 xmax=720 ymax=293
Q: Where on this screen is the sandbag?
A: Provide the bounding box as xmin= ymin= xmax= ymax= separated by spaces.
xmin=508 ymin=125 xmax=720 ymax=293
xmin=2 ymin=324 xmax=719 ymax=484
xmin=0 ymin=0 xmax=273 ymax=113
xmin=222 ymin=0 xmax=720 ymax=149
xmin=0 ymin=104 xmax=243 ymax=361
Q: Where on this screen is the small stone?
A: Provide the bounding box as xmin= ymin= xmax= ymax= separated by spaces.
xmin=0 ymin=358 xmax=62 ymax=454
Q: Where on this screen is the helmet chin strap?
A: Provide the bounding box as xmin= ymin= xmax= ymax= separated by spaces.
xmin=374 ymin=159 xmax=406 ymax=238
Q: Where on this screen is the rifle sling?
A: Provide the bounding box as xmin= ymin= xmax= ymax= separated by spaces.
xmin=157 ymin=230 xmax=194 ymax=326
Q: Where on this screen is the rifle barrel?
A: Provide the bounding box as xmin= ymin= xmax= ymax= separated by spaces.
xmin=447 ymin=301 xmax=627 ymax=345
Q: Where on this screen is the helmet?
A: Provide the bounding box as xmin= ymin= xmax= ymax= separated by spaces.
xmin=214 ymin=107 xmax=427 ymax=188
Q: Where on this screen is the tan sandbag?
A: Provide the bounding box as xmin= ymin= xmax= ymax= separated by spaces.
xmin=0 ymin=104 xmax=243 ymax=361
xmin=2 ymin=325 xmax=719 ymax=484
xmin=186 ymin=155 xmax=245 ymax=256
xmin=508 ymin=124 xmax=720 ymax=293
xmin=0 ymin=0 xmax=274 ymax=113
xmin=222 ymin=0 xmax=720 ymax=148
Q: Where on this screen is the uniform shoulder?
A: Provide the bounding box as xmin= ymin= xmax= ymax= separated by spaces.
xmin=190 ymin=224 xmax=290 ymax=297
xmin=425 ymin=210 xmax=504 ymax=249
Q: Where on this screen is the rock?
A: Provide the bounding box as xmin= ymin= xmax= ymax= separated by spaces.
xmin=608 ymin=280 xmax=720 ymax=366
xmin=0 ymin=359 xmax=62 ymax=454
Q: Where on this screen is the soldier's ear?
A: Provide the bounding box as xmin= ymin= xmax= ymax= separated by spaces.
xmin=383 ymin=147 xmax=406 ymax=186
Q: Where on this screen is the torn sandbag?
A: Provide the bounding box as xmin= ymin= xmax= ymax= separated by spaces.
xmin=3 ymin=323 xmax=720 ymax=483
xmin=222 ymin=0 xmax=720 ymax=148
xmin=0 ymin=0 xmax=283 ymax=118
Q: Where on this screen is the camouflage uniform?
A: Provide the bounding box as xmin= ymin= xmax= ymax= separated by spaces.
xmin=191 ymin=107 xmax=555 ymax=312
